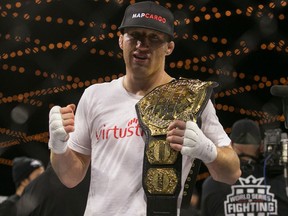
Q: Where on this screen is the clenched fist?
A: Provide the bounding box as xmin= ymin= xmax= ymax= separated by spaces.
xmin=48 ymin=104 xmax=76 ymax=154
xmin=167 ymin=120 xmax=217 ymax=164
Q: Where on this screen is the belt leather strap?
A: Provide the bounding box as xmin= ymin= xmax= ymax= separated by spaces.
xmin=135 ymin=78 xmax=218 ymax=216
xmin=180 ymin=158 xmax=202 ymax=209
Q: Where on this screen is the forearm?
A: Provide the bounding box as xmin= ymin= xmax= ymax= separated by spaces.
xmin=50 ymin=148 xmax=90 ymax=188
xmin=206 ymin=145 xmax=241 ymax=185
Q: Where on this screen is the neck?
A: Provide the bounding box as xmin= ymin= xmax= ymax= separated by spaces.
xmin=123 ymin=73 xmax=173 ymax=96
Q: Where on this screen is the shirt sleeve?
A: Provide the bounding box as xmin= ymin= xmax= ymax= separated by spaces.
xmin=201 ymin=100 xmax=231 ymax=147
xmin=68 ymin=89 xmax=92 ymax=155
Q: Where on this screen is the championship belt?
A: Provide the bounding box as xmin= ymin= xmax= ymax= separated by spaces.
xmin=135 ymin=78 xmax=218 ymax=216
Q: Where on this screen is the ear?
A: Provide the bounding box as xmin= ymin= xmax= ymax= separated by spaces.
xmin=165 ymin=41 xmax=175 ymax=56
xmin=119 ymin=35 xmax=124 ymax=50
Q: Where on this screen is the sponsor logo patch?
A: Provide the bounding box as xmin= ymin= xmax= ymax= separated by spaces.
xmin=132 ymin=13 xmax=166 ymax=24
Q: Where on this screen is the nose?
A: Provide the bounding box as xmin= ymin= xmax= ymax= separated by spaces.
xmin=136 ymin=38 xmax=149 ymax=49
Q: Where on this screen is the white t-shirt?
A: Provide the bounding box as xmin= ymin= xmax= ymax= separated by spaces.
xmin=68 ymin=76 xmax=231 ymax=216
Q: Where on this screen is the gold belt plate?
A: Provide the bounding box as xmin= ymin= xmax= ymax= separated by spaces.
xmin=137 ymin=78 xmax=216 ymax=136
xmin=145 ymin=168 xmax=178 ymax=194
xmin=146 ymin=137 xmax=178 ymax=164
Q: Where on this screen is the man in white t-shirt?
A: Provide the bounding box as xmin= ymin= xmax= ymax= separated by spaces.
xmin=48 ymin=1 xmax=241 ymax=216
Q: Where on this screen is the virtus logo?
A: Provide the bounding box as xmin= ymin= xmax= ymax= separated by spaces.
xmin=95 ymin=118 xmax=144 ymax=140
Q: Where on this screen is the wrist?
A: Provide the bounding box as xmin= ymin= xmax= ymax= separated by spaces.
xmin=48 ymin=139 xmax=68 ymax=154
xmin=202 ymin=139 xmax=217 ymax=164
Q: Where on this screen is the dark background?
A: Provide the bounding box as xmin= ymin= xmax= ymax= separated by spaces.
xmin=1 ymin=0 xmax=288 ymax=197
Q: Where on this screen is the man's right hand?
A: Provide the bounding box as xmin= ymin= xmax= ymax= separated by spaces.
xmin=48 ymin=104 xmax=76 ymax=154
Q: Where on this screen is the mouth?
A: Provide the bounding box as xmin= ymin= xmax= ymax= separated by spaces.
xmin=133 ymin=52 xmax=149 ymax=62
